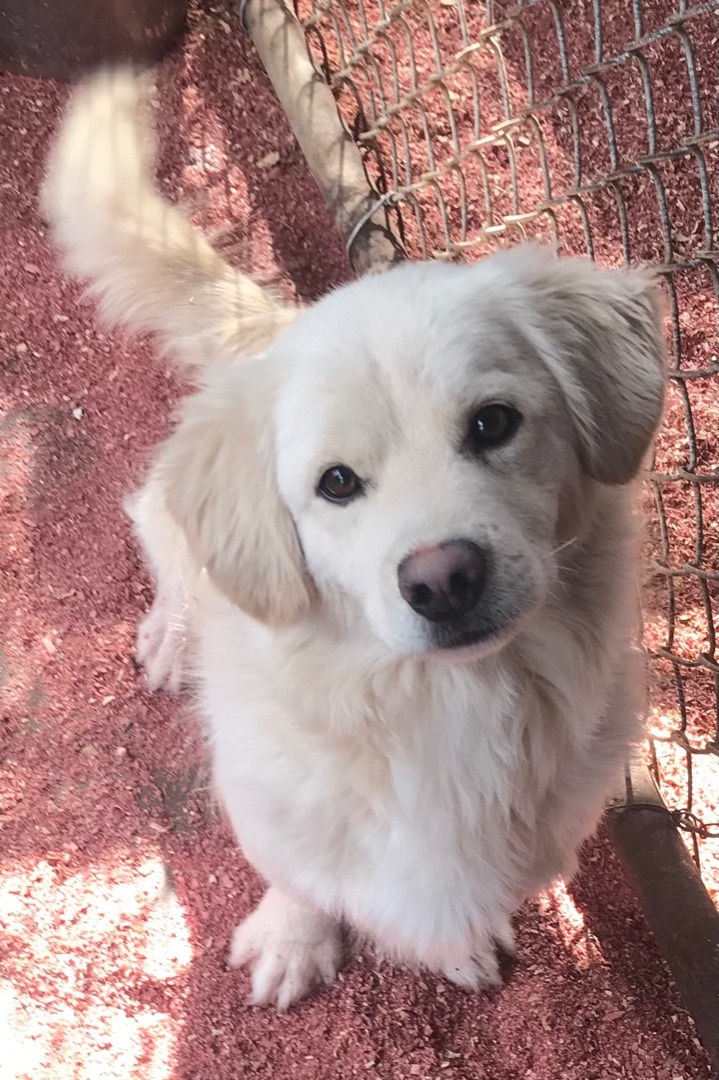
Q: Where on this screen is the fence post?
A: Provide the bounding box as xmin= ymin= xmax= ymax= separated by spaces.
xmin=607 ymin=760 xmax=719 ymax=1068
xmin=242 ymin=0 xmax=406 ymax=275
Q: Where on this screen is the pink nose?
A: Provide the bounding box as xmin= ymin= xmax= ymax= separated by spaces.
xmin=397 ymin=540 xmax=487 ymax=622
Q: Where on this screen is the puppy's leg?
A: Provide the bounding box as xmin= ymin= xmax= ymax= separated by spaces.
xmin=126 ymin=472 xmax=197 ymax=692
xmin=228 ymin=887 xmax=343 ymax=1011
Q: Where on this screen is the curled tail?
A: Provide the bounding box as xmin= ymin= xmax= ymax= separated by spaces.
xmin=42 ymin=67 xmax=297 ymax=368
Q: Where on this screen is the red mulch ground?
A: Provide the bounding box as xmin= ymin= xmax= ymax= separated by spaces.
xmin=0 ymin=2 xmax=715 ymax=1078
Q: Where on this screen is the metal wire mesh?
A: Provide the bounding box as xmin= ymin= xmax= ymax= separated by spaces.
xmin=293 ymin=0 xmax=719 ymax=895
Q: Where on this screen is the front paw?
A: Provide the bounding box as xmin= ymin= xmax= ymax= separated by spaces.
xmin=228 ymin=887 xmax=343 ymax=1011
xmin=135 ymin=594 xmax=186 ymax=693
xmin=433 ymin=915 xmax=515 ymax=991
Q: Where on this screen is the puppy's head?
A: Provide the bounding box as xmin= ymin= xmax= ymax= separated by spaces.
xmin=163 ymin=245 xmax=666 ymax=655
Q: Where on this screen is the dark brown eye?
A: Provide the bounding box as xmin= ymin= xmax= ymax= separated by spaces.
xmin=317 ymin=465 xmax=363 ymax=503
xmin=467 ymin=404 xmax=521 ymax=455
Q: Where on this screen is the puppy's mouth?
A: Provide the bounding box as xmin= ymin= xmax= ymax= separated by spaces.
xmin=423 ymin=610 xmax=526 ymax=660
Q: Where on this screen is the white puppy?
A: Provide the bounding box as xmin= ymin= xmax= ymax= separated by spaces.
xmin=44 ymin=71 xmax=666 ymax=1011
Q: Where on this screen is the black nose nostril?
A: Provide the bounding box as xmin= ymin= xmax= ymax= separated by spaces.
xmin=397 ymin=539 xmax=487 ymax=623
xmin=410 ymin=583 xmax=433 ymax=609
xmin=448 ymin=570 xmax=468 ymax=598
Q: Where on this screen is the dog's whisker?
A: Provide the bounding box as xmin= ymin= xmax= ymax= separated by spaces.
xmin=546 ymin=536 xmax=579 ymax=560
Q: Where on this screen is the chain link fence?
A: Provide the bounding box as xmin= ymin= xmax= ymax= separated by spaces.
xmin=278 ymin=0 xmax=719 ymax=899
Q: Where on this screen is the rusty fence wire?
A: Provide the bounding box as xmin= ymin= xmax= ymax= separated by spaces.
xmin=289 ymin=0 xmax=719 ymax=895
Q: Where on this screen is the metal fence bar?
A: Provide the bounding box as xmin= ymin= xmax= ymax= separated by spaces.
xmin=606 ymin=759 xmax=719 ymax=1067
xmin=241 ymin=0 xmax=406 ymax=273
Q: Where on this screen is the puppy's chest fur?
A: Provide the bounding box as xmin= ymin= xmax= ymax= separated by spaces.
xmin=201 ymin=585 xmax=632 ymax=960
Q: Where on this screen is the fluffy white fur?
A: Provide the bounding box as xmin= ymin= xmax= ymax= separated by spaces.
xmin=44 ymin=70 xmax=667 ymax=1010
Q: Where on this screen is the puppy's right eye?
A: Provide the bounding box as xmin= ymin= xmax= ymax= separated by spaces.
xmin=317 ymin=465 xmax=363 ymax=504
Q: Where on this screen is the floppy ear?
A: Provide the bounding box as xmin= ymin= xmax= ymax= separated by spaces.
xmin=502 ymin=245 xmax=667 ymax=485
xmin=160 ymin=366 xmax=312 ymax=626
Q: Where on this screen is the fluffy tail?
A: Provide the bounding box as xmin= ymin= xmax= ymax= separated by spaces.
xmin=42 ymin=67 xmax=298 ymax=368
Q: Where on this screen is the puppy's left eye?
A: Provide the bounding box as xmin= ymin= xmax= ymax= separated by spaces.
xmin=317 ymin=465 xmax=364 ymax=503
xmin=466 ymin=404 xmax=522 ymax=454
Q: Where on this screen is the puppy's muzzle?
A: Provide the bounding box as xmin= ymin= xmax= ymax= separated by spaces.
xmin=398 ymin=540 xmax=487 ymax=623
